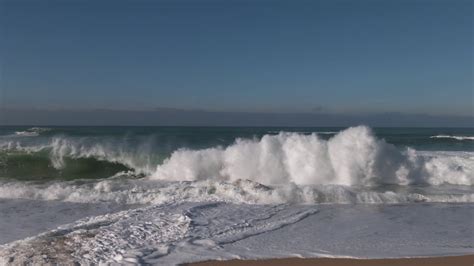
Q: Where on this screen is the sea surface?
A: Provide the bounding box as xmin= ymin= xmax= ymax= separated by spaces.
xmin=0 ymin=126 xmax=473 ymax=264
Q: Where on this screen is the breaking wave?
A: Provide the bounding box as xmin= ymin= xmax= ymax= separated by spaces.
xmin=0 ymin=136 xmax=160 ymax=179
xmin=0 ymin=151 xmax=131 ymax=180
xmin=152 ymin=126 xmax=474 ymax=186
xmin=1 ymin=126 xmax=472 ymax=186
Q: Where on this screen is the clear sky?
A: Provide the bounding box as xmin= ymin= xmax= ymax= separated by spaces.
xmin=1 ymin=0 xmax=473 ymax=117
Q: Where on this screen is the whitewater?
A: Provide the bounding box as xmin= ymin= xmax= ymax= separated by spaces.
xmin=0 ymin=126 xmax=472 ymax=264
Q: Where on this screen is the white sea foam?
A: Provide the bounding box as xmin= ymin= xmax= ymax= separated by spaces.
xmin=0 ymin=177 xmax=472 ymax=205
xmin=1 ymin=202 xmax=472 ymax=265
xmin=430 ymin=135 xmax=474 ymax=141
xmin=0 ymin=203 xmax=319 ymax=265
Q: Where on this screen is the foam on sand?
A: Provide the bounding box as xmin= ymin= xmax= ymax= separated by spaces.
xmin=1 ymin=203 xmax=472 ymax=265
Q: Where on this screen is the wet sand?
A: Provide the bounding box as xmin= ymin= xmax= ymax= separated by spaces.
xmin=186 ymin=255 xmax=474 ymax=266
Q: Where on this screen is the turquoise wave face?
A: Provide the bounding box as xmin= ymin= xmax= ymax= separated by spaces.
xmin=0 ymin=150 xmax=131 ymax=181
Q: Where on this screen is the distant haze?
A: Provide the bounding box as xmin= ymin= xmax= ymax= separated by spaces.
xmin=1 ymin=108 xmax=472 ymax=127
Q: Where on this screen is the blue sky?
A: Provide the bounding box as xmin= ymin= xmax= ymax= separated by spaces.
xmin=1 ymin=0 xmax=472 ymax=117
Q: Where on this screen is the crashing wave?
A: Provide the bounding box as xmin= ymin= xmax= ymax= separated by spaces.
xmin=152 ymin=126 xmax=473 ymax=186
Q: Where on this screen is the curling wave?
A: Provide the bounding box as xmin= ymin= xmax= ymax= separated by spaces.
xmin=0 ymin=136 xmax=161 ymax=179
xmin=0 ymin=151 xmax=131 ymax=180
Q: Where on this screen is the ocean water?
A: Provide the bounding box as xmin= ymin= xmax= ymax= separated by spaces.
xmin=0 ymin=126 xmax=473 ymax=264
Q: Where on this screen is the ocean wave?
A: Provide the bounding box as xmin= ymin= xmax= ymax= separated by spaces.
xmin=1 ymin=126 xmax=473 ymax=265
xmin=0 ymin=151 xmax=132 ymax=180
xmin=14 ymin=127 xmax=51 ymax=137
xmin=430 ymin=135 xmax=474 ymax=141
xmin=0 ymin=136 xmax=159 ymax=177
xmin=1 ymin=126 xmax=473 ymax=186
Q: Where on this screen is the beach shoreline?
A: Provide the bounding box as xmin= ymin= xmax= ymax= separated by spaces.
xmin=186 ymin=255 xmax=474 ymax=266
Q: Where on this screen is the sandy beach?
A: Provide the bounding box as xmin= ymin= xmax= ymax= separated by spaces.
xmin=187 ymin=255 xmax=474 ymax=266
